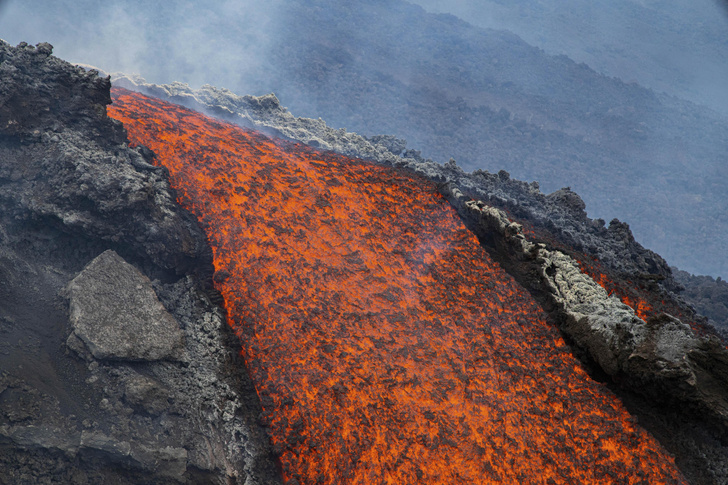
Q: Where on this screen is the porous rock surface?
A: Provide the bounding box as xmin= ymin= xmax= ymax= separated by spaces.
xmin=0 ymin=41 xmax=280 ymax=484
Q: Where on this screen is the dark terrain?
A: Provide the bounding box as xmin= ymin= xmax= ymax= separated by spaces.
xmin=0 ymin=41 xmax=280 ymax=484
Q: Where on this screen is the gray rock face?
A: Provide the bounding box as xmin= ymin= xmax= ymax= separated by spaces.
xmin=538 ymin=246 xmax=646 ymax=376
xmin=67 ymin=250 xmax=184 ymax=361
xmin=122 ymin=373 xmax=171 ymax=416
xmin=0 ymin=41 xmax=207 ymax=274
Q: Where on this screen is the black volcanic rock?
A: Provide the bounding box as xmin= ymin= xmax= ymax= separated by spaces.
xmin=0 ymin=41 xmax=205 ymax=275
xmin=545 ymin=187 xmax=587 ymax=220
xmin=0 ymin=41 xmax=281 ymax=484
xmin=0 ymin=41 xmax=117 ymax=141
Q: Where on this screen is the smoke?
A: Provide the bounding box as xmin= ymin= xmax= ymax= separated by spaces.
xmin=0 ymin=0 xmax=283 ymax=93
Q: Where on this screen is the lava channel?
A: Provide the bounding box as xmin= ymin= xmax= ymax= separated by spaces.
xmin=109 ymin=87 xmax=686 ymax=485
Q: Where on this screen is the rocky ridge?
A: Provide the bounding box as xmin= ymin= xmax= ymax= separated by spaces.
xmin=673 ymin=269 xmax=728 ymax=336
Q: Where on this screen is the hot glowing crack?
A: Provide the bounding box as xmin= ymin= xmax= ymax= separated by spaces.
xmin=108 ymin=88 xmax=686 ymax=484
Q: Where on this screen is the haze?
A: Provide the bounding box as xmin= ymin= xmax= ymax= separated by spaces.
xmin=1 ymin=0 xmax=726 ymax=278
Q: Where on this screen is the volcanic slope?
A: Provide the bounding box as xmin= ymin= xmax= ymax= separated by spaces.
xmin=108 ymin=88 xmax=686 ymax=484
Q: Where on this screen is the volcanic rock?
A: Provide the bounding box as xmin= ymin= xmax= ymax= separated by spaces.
xmin=0 ymin=40 xmax=281 ymax=484
xmin=122 ymin=373 xmax=171 ymax=416
xmin=66 ymin=250 xmax=184 ymax=361
xmin=545 ymin=187 xmax=587 ymax=220
xmin=673 ymin=269 xmax=728 ymax=336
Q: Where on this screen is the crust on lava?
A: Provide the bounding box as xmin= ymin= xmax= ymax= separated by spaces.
xmin=443 ymin=186 xmax=728 ymax=427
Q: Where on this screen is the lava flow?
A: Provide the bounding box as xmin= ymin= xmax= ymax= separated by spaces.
xmin=109 ymin=88 xmax=686 ymax=484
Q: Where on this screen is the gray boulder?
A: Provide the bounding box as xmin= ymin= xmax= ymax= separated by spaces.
xmin=67 ymin=250 xmax=184 ymax=361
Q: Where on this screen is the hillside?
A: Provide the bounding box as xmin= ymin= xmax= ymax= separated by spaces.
xmin=411 ymin=0 xmax=728 ymax=114
xmin=0 ymin=0 xmax=725 ymax=278
xmin=2 ymin=41 xmax=728 ymax=484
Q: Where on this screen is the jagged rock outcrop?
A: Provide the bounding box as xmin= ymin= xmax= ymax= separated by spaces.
xmin=1 ymin=43 xmax=205 ymax=274
xmin=0 ymin=41 xmax=280 ymax=484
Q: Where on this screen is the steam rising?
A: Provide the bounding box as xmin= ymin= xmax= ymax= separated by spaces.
xmin=0 ymin=0 xmax=283 ymax=93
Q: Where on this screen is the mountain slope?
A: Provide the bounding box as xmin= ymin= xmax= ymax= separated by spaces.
xmin=410 ymin=0 xmax=728 ymax=115
xmin=1 ymin=0 xmax=725 ymax=278
xmin=2 ymin=40 xmax=728 ymax=484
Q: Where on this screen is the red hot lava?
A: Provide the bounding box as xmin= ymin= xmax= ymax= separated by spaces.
xmin=109 ymin=88 xmax=686 ymax=484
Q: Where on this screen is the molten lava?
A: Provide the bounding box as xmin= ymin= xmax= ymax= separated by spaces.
xmin=109 ymin=88 xmax=686 ymax=484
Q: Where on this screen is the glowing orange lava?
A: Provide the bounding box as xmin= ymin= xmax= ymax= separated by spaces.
xmin=109 ymin=88 xmax=686 ymax=484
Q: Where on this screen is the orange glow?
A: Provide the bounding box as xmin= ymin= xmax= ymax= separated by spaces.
xmin=109 ymin=88 xmax=686 ymax=484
